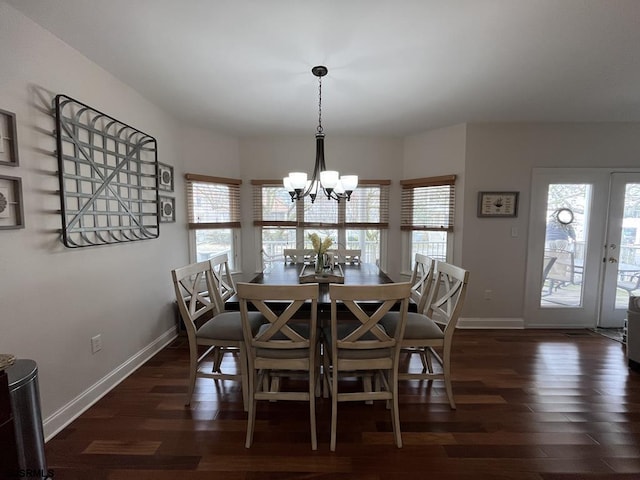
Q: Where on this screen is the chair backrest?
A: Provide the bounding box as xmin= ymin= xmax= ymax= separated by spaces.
xmin=209 ymin=253 xmax=236 ymax=312
xmin=171 ymin=261 xmax=217 ymax=338
xmin=544 ymin=249 xmax=575 ymax=283
xmin=260 ymin=248 xmax=284 ymax=271
xmin=329 ymin=282 xmax=412 ymax=355
xmin=426 ymin=262 xmax=470 ymax=338
xmin=283 ymin=249 xmax=316 ymax=264
xmin=236 ymin=283 xmax=319 ymax=352
xmin=410 ymin=253 xmax=436 ymax=314
xmin=331 ymin=249 xmax=362 ymax=264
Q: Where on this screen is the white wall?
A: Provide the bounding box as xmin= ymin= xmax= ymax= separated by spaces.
xmin=238 ymin=135 xmax=406 ymax=279
xmin=463 ymin=122 xmax=640 ymax=322
xmin=0 ymin=3 xmax=188 ymax=438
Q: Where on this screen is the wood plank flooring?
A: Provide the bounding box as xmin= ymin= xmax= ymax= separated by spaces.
xmin=43 ymin=329 xmax=640 ymax=479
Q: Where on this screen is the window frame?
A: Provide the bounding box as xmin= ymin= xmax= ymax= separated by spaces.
xmin=252 ymin=179 xmax=390 ymax=270
xmin=400 ymin=175 xmax=456 ymax=274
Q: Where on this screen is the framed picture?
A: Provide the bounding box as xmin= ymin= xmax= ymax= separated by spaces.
xmin=159 ymin=195 xmax=175 ymax=223
xmin=158 ymin=162 xmax=174 ymax=192
xmin=0 ymin=108 xmax=19 ymax=167
xmin=0 ymin=175 xmax=25 ymax=229
xmin=478 ymin=191 xmax=519 ymax=218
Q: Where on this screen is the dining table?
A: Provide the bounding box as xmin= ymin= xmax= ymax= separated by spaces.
xmin=226 ymin=261 xmax=414 ymax=314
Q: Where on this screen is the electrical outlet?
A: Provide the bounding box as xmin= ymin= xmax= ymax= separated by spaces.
xmin=484 ymin=289 xmax=493 ymax=300
xmin=91 ymin=334 xmax=102 ymax=354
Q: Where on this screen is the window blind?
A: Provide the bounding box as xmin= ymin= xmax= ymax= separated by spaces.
xmin=345 ymin=180 xmax=390 ymax=228
xmin=252 ymin=180 xmax=297 ymax=227
xmin=186 ymin=174 xmax=241 ymax=229
xmin=252 ymin=179 xmax=389 ymax=228
xmin=400 ymin=175 xmax=456 ymax=231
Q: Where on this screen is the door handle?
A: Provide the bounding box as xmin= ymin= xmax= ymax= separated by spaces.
xmin=608 ymin=257 xmax=618 ymax=263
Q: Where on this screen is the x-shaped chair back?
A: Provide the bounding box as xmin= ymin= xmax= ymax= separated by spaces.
xmin=410 ymin=253 xmax=436 ymax=314
xmin=427 ymin=261 xmax=470 ymax=336
xmin=172 ymin=260 xmax=218 ymax=337
xmin=209 ymin=253 xmax=235 ymax=312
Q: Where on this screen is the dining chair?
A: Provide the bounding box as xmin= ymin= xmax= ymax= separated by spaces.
xmin=618 ymin=272 xmax=640 ymax=296
xmin=380 ymin=261 xmax=469 ymax=409
xmin=332 ymin=249 xmax=361 ymax=264
xmin=260 ymin=248 xmax=284 ymax=272
xmin=171 ymin=260 xmax=264 ymax=410
xmin=283 ymin=248 xmax=315 ymax=264
xmin=409 ymin=253 xmax=436 ymax=310
xmin=237 ymin=282 xmax=320 ymax=450
xmin=206 ymin=253 xmax=253 ymax=401
xmin=325 ymin=282 xmax=411 ymax=451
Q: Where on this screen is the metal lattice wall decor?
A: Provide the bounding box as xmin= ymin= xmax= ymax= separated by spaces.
xmin=55 ymin=95 xmax=159 ymax=247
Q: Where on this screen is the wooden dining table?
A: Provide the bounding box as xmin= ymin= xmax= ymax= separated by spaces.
xmin=226 ymin=261 xmax=413 ymax=314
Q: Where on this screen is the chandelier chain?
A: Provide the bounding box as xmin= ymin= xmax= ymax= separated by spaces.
xmin=317 ymin=75 xmax=323 ymax=134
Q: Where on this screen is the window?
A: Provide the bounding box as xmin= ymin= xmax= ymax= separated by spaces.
xmin=186 ymin=174 xmax=241 ymax=270
xmin=401 ymin=175 xmax=456 ymax=269
xmin=253 ymin=180 xmax=390 ymax=266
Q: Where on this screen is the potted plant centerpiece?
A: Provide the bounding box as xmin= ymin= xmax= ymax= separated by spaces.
xmin=309 ymin=233 xmax=333 ymax=274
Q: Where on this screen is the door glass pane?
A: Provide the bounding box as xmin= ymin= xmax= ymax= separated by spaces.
xmin=540 ymin=184 xmax=591 ymax=307
xmin=616 ymin=183 xmax=640 ymax=308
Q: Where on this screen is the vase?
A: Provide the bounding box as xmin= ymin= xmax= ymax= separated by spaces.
xmin=315 ymin=253 xmax=325 ymax=274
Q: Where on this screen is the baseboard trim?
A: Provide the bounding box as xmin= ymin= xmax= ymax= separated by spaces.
xmin=458 ymin=317 xmax=525 ymax=329
xmin=43 ymin=327 xmax=177 ymax=441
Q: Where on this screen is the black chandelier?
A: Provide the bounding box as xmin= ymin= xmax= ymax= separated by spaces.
xmin=283 ymin=66 xmax=358 ymax=202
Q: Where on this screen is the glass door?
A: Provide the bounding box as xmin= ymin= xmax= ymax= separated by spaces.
xmin=524 ymin=169 xmax=609 ymax=327
xmin=525 ymin=169 xmax=640 ymax=328
xmin=599 ymin=173 xmax=640 ymax=327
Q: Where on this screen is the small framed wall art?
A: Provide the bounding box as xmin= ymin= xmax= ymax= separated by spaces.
xmin=477 ymin=191 xmax=519 ymax=218
xmin=159 ymin=195 xmax=175 ymax=223
xmin=0 ymin=175 xmax=25 ymax=229
xmin=0 ymin=108 xmax=19 ymax=166
xmin=158 ymin=162 xmax=174 ymax=192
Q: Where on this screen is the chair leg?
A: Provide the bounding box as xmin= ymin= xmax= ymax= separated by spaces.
xmin=322 ymin=349 xmax=330 ymax=398
xmin=330 ymin=369 xmax=338 ymax=452
xmin=442 ymin=344 xmax=456 ymax=410
xmin=211 ymin=346 xmax=222 ymax=373
xmin=238 ymin=344 xmax=249 ymax=412
xmin=186 ymin=343 xmax=199 ymax=406
xmin=309 ymin=364 xmax=317 ymax=451
xmin=390 ymin=368 xmax=402 ymax=448
xmin=245 ymin=367 xmax=257 ymax=448
xmin=363 ymin=373 xmax=373 ymax=405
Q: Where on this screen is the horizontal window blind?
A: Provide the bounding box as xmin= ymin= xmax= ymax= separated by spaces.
xmin=401 ymin=175 xmax=456 ymax=232
xmin=345 ymin=181 xmax=390 ymax=229
xmin=252 ymin=181 xmax=297 ymax=227
xmin=252 ymin=179 xmax=389 ymax=228
xmin=186 ymin=174 xmax=241 ymax=229
xmin=302 ymin=193 xmax=338 ymax=227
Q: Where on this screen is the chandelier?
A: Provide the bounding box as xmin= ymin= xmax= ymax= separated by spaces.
xmin=283 ymin=66 xmax=358 ymax=202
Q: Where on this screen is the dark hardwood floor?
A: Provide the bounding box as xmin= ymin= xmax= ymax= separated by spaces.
xmin=43 ymin=329 xmax=640 ymax=479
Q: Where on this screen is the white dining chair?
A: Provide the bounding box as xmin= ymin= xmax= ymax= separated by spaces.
xmin=237 ymin=282 xmax=320 ymax=449
xmin=171 ymin=260 xmax=264 ymax=410
xmin=325 ymin=282 xmax=411 ymax=451
xmin=381 ymin=261 xmax=469 ymax=409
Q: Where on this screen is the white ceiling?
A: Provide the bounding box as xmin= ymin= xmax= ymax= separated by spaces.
xmin=7 ymin=0 xmax=640 ymax=137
